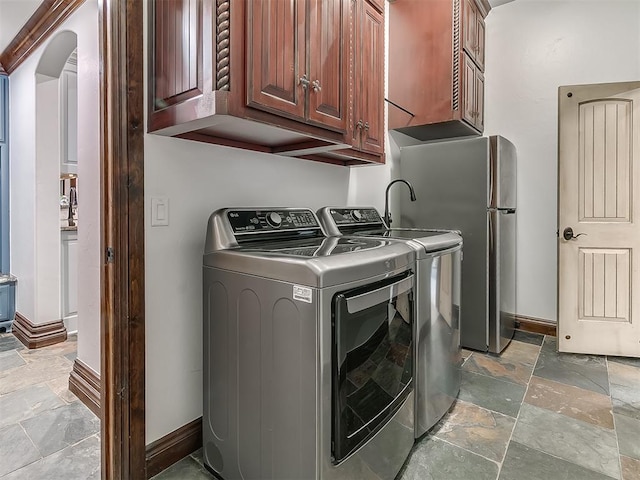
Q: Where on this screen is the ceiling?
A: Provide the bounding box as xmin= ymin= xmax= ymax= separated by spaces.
xmin=0 ymin=0 xmax=41 ymax=53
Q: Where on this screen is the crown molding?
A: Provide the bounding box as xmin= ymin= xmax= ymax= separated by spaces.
xmin=0 ymin=0 xmax=85 ymax=75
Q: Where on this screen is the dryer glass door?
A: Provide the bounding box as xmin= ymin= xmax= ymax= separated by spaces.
xmin=331 ymin=272 xmax=414 ymax=464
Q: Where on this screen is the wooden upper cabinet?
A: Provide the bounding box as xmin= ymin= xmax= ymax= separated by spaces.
xmin=149 ymin=0 xmax=384 ymax=166
xmin=246 ymin=0 xmax=306 ymax=121
xmin=246 ymin=0 xmax=348 ymax=132
xmin=388 ymin=0 xmax=490 ymax=141
xmin=152 ymin=0 xmax=203 ymax=111
xmin=354 ymin=0 xmax=384 ymax=155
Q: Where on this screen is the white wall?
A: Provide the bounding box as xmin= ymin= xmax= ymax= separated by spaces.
xmin=35 ymin=75 xmax=61 ymax=323
xmin=9 ymin=0 xmax=101 ymax=371
xmin=73 ymin=2 xmax=101 ymax=371
xmin=484 ymin=0 xmax=640 ymax=322
xmin=9 ymin=57 xmax=37 ymax=320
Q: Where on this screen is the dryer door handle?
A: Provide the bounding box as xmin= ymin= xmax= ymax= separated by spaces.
xmin=346 ymin=274 xmax=414 ymax=314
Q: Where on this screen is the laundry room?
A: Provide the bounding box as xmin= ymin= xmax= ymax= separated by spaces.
xmin=1 ymin=0 xmax=639 ymax=478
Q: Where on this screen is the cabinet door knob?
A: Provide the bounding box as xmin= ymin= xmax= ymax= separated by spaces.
xmin=364 ymin=122 xmax=370 ymax=131
xmin=356 ymin=119 xmax=364 ymax=130
xmin=311 ymin=80 xmax=321 ymax=92
xmin=299 ymin=74 xmax=310 ymax=89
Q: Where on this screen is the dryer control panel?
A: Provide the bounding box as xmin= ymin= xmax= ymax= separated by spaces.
xmin=328 ymin=208 xmax=383 ymax=226
xmin=227 ymin=208 xmax=320 ymax=234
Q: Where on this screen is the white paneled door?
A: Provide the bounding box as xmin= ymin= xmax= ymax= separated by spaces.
xmin=558 ymin=81 xmax=640 ymax=357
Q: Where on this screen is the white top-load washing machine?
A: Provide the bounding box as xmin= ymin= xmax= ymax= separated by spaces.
xmin=203 ymin=207 xmax=418 ymax=480
xmin=317 ymin=207 xmax=463 ymax=438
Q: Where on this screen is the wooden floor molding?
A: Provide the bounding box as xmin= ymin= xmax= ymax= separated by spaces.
xmin=146 ymin=418 xmax=203 ymax=479
xmin=13 ymin=312 xmax=67 ymax=349
xmin=515 ymin=314 xmax=557 ymax=336
xmin=69 ymin=358 xmax=100 ymax=417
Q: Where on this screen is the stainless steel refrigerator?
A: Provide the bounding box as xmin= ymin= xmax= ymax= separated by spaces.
xmin=397 ymin=135 xmax=517 ymax=353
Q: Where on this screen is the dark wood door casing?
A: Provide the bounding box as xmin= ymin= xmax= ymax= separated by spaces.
xmin=100 ymin=0 xmax=146 ymax=478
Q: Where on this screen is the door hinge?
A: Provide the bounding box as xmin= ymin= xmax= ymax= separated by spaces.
xmin=106 ymin=247 xmax=115 ymax=263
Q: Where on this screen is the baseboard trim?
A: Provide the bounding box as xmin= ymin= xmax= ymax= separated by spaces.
xmin=13 ymin=312 xmax=67 ymax=349
xmin=68 ymin=358 xmax=100 ymax=417
xmin=146 ymin=418 xmax=203 ymax=479
xmin=515 ymin=314 xmax=557 ymax=336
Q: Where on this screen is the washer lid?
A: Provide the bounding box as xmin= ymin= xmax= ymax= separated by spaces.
xmin=374 ymin=229 xmax=462 ymax=253
xmin=204 ymin=235 xmax=415 ymax=288
xmin=316 ymin=207 xmax=462 ymax=254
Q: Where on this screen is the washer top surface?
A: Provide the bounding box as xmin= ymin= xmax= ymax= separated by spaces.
xmin=317 ymin=207 xmax=462 ymax=254
xmin=204 ymin=207 xmax=416 ymax=288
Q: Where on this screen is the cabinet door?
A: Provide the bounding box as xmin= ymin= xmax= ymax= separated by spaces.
xmin=475 ymin=13 xmax=485 ymax=70
xmin=246 ymin=0 xmax=307 ymax=121
xmin=153 ymin=0 xmax=203 ymax=110
xmin=462 ymin=0 xmax=478 ymax=64
xmin=61 ymin=232 xmax=78 ymax=321
xmin=307 ymin=0 xmax=349 ymax=132
xmin=462 ymin=54 xmax=476 ymax=127
xmin=356 ymin=1 xmax=384 ymax=155
xmin=475 ymin=69 xmax=484 ymax=131
xmin=60 ymin=70 xmax=78 ymax=174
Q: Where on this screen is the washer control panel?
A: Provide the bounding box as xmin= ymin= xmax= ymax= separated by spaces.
xmin=227 ymin=209 xmax=320 ymax=234
xmin=329 ymin=208 xmax=383 ymax=226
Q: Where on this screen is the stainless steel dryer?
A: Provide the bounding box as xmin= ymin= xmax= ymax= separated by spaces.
xmin=318 ymin=207 xmax=463 ymax=438
xmin=203 ymin=208 xmax=417 ymax=480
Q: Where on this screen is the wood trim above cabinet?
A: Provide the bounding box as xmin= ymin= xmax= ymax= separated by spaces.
xmin=145 ymin=418 xmax=203 ymax=479
xmin=0 ymin=0 xmax=86 ymax=75
xmin=12 ymin=312 xmax=67 ymax=349
xmin=69 ymin=358 xmax=101 ymax=417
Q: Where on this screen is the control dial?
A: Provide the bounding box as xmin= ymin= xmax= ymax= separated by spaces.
xmin=266 ymin=211 xmax=283 ymax=228
xmin=351 ymin=210 xmax=363 ymax=222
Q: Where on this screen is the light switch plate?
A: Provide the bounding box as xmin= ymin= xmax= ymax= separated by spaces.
xmin=151 ymin=196 xmax=169 ymax=226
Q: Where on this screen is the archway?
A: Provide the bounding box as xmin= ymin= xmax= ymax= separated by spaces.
xmin=33 ymin=30 xmax=78 ymax=336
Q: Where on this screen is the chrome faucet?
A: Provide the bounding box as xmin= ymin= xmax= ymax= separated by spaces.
xmin=68 ymin=187 xmax=77 ymax=227
xmin=384 ymin=179 xmax=417 ymax=227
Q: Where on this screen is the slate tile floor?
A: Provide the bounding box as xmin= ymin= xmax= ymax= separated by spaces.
xmin=0 ymin=333 xmax=100 ymax=479
xmin=1 ymin=332 xmax=638 ymax=479
xmin=155 ymin=331 xmax=640 ymax=480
